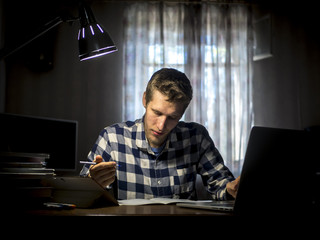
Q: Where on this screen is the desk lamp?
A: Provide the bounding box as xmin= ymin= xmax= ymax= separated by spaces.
xmin=0 ymin=2 xmax=117 ymax=61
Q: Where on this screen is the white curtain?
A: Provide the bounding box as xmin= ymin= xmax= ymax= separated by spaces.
xmin=123 ymin=2 xmax=253 ymax=176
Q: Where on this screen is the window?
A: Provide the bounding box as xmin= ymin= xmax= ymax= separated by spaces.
xmin=123 ymin=2 xmax=253 ymax=176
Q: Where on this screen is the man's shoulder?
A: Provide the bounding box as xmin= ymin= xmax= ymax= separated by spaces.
xmin=173 ymin=121 xmax=209 ymax=139
xmin=169 ymin=122 xmax=210 ymax=147
xmin=102 ymin=118 xmax=142 ymax=134
xmin=176 ymin=121 xmax=206 ymax=132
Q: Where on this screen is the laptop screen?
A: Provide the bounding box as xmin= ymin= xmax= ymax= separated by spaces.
xmin=234 ymin=126 xmax=315 ymax=215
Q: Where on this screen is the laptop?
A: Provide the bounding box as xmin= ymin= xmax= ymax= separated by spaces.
xmin=177 ymin=200 xmax=235 ymax=212
xmin=177 ymin=126 xmax=316 ymax=215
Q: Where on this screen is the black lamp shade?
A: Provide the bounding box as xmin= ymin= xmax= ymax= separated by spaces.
xmin=78 ymin=3 xmax=117 ymax=61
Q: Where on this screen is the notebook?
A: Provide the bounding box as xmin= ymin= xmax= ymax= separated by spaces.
xmin=42 ymin=176 xmax=118 ymax=208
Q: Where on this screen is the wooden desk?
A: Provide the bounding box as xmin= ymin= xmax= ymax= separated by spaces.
xmin=24 ymin=204 xmax=233 ymax=216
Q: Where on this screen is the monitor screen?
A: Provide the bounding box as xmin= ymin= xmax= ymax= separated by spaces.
xmin=0 ymin=113 xmax=78 ymax=171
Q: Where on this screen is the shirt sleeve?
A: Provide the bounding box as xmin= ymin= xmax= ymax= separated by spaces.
xmin=80 ymin=128 xmax=113 ymax=177
xmin=197 ymin=126 xmax=235 ymax=200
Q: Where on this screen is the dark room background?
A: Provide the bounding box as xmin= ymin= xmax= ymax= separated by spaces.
xmin=0 ymin=0 xmax=319 ymax=175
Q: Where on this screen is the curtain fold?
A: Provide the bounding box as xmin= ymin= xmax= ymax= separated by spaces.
xmin=123 ymin=2 xmax=253 ymax=176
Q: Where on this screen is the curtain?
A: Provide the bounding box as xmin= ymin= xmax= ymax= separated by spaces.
xmin=123 ymin=2 xmax=253 ymax=176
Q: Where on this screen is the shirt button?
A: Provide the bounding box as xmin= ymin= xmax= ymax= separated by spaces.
xmin=157 ymin=180 xmax=161 ymax=185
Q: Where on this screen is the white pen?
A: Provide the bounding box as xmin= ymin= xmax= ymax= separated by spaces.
xmin=79 ymin=161 xmax=97 ymax=165
xmin=79 ymin=161 xmax=120 ymax=167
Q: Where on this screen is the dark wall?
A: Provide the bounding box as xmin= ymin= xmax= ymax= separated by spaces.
xmin=1 ymin=1 xmax=124 ymax=174
xmin=252 ymin=2 xmax=320 ymax=129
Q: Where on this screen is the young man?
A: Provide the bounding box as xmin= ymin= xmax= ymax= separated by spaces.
xmin=81 ymin=68 xmax=240 ymax=200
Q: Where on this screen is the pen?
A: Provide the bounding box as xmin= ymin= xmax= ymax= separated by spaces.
xmin=79 ymin=161 xmax=120 ymax=167
xmin=44 ymin=202 xmax=76 ymax=210
xmin=79 ymin=161 xmax=97 ymax=165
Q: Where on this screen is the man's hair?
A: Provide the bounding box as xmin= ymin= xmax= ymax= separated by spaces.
xmin=145 ymin=68 xmax=193 ymax=110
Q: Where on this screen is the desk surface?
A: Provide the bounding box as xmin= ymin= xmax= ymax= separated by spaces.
xmin=24 ymin=204 xmax=233 ymax=216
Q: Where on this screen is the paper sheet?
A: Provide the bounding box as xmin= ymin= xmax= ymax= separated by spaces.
xmin=118 ymin=198 xmax=212 ymax=206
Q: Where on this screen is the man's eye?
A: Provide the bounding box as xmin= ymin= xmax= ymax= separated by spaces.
xmin=169 ymin=116 xmax=178 ymax=120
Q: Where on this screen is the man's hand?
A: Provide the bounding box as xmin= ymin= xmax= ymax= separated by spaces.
xmin=89 ymin=155 xmax=116 ymax=188
xmin=226 ymin=176 xmax=240 ymax=199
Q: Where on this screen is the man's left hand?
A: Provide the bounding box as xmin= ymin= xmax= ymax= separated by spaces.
xmin=226 ymin=176 xmax=240 ymax=199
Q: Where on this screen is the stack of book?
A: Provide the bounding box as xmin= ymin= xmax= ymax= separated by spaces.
xmin=0 ymin=152 xmax=55 ymax=208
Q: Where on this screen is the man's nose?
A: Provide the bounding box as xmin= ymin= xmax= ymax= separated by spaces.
xmin=157 ymin=116 xmax=167 ymax=131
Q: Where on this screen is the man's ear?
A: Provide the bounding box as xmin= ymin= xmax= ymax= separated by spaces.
xmin=142 ymin=92 xmax=147 ymax=108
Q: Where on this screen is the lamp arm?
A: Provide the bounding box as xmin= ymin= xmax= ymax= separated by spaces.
xmin=0 ymin=16 xmax=77 ymax=60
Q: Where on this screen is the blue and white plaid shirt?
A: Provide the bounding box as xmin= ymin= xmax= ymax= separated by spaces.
xmin=80 ymin=117 xmax=235 ymax=200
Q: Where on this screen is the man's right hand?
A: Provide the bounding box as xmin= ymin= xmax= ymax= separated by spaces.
xmin=89 ymin=155 xmax=116 ymax=188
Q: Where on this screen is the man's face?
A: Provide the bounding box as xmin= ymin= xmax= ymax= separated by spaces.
xmin=143 ymin=90 xmax=185 ymax=148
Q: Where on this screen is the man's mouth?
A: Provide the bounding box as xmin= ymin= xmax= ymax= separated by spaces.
xmin=152 ymin=130 xmax=164 ymax=136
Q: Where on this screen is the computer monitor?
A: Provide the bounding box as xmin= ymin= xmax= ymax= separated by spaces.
xmin=0 ymin=113 xmax=78 ymax=172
